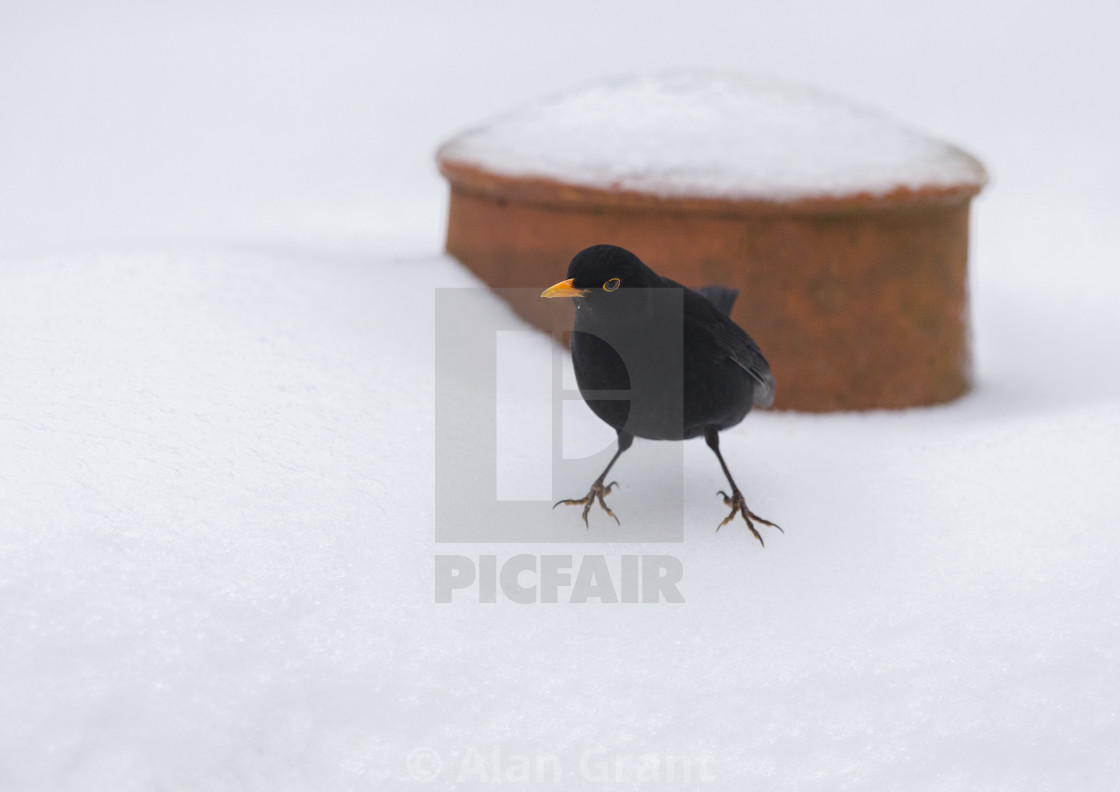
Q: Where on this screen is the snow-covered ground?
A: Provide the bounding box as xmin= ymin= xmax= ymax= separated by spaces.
xmin=2 ymin=2 xmax=1118 ymax=790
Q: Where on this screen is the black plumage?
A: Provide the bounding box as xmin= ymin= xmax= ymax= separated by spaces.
xmin=541 ymin=244 xmax=780 ymax=544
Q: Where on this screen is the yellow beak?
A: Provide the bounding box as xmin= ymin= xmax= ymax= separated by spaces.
xmin=541 ymin=278 xmax=588 ymax=298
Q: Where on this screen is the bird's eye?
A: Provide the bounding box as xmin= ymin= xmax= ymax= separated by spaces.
xmin=603 ymin=278 xmax=621 ymax=292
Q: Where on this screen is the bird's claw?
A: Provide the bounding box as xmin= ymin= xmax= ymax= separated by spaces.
xmin=554 ymin=479 xmax=620 ymax=529
xmin=716 ymin=489 xmax=781 ymax=546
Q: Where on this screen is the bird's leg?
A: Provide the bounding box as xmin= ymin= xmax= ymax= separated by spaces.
xmin=553 ymin=432 xmax=633 ymax=529
xmin=705 ymin=428 xmax=781 ymax=546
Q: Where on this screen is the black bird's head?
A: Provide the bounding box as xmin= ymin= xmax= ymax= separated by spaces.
xmin=541 ymin=245 xmax=659 ymax=313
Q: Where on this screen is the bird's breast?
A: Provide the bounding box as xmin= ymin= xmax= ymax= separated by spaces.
xmin=570 ymin=326 xmax=694 ymax=441
xmin=571 ymin=322 xmax=756 ymax=441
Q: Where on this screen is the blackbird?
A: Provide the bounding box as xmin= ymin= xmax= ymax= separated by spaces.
xmin=541 ymin=244 xmax=780 ymax=545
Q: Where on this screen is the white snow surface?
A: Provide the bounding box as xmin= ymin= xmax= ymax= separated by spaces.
xmin=438 ymin=73 xmax=988 ymax=201
xmin=3 ymin=2 xmax=1120 ymax=790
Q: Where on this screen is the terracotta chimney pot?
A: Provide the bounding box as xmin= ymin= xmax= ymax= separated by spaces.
xmin=437 ymin=74 xmax=987 ymax=411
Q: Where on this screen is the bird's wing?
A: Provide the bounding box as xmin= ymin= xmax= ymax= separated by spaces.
xmin=684 ymin=289 xmax=776 ymax=408
xmin=711 ymin=321 xmax=776 ymax=408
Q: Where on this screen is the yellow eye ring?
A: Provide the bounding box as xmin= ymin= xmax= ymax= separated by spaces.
xmin=603 ymin=278 xmax=621 ymax=292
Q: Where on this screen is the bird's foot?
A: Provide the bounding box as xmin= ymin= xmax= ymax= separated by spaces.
xmin=553 ymin=479 xmax=620 ymax=529
xmin=716 ymin=489 xmax=782 ymax=546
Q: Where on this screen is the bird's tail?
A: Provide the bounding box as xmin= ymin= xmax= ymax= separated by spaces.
xmin=695 ymin=285 xmax=739 ymax=316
